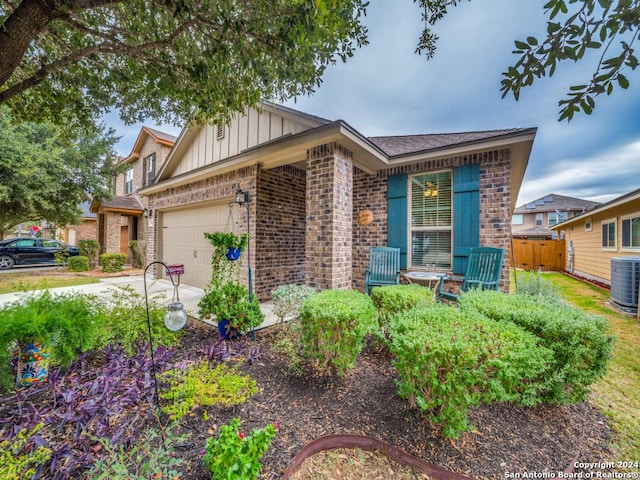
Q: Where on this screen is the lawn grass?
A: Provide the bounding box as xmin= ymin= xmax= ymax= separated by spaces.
xmin=0 ymin=273 xmax=99 ymax=294
xmin=540 ymin=272 xmax=640 ymax=462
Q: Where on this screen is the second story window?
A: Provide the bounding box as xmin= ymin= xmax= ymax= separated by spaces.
xmin=125 ymin=167 xmax=134 ymax=194
xmin=548 ymin=211 xmax=568 ymax=226
xmin=144 ymin=153 xmax=155 ymax=186
xmin=535 ymin=213 xmax=543 ymax=226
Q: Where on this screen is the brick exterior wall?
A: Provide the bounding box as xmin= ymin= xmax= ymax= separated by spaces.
xmin=143 ymin=142 xmax=513 ymax=297
xmin=351 ymin=149 xmax=512 ymax=292
xmin=255 ymin=165 xmax=306 ymax=298
xmin=76 ymin=220 xmax=97 ymax=243
xmin=305 ymin=142 xmax=353 ymax=290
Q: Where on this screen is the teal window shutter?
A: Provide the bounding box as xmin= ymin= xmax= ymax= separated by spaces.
xmin=387 ymin=174 xmax=407 ymax=269
xmin=453 ymin=164 xmax=479 ymax=274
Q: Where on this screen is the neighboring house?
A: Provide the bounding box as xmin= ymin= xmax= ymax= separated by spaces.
xmin=512 ymin=193 xmax=600 ymax=239
xmin=551 ymin=188 xmax=640 ymax=286
xmin=139 ymin=103 xmax=536 ymax=299
xmin=53 ymin=202 xmax=97 ymax=246
xmin=91 ymin=127 xmax=176 ymax=258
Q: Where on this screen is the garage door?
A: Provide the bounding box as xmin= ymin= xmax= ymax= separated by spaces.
xmin=160 ymin=203 xmax=231 ymax=289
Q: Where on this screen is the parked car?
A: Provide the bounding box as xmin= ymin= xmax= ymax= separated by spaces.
xmin=0 ymin=238 xmax=79 ymax=269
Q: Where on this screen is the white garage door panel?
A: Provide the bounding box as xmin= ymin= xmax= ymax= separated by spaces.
xmin=161 ymin=204 xmax=229 ymax=289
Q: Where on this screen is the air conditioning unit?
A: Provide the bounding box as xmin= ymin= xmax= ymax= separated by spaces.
xmin=610 ymin=257 xmax=640 ymax=312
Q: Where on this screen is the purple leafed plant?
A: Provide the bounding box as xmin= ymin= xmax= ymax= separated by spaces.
xmin=199 ymin=336 xmax=262 ymax=364
xmin=0 ymin=343 xmax=176 ymax=479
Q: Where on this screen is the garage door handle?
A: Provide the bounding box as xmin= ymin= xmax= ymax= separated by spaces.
xmin=193 ymin=250 xmax=197 ymax=258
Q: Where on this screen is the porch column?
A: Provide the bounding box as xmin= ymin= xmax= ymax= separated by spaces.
xmin=305 ymin=142 xmax=353 ymax=290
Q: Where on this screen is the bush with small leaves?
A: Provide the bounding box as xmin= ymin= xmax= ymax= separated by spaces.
xmin=389 ymin=303 xmax=552 ymax=438
xmin=459 ymin=289 xmax=615 ymax=403
xmin=0 ymin=423 xmax=51 ymax=480
xmin=370 ymin=284 xmax=433 ymax=344
xmin=299 ymin=289 xmax=376 ymax=376
xmin=90 ymin=424 xmax=187 ymax=479
xmin=67 ymin=255 xmax=89 ymax=272
xmin=515 ymin=271 xmax=562 ymax=298
xmin=100 ymin=253 xmax=126 ymax=273
xmin=271 ymin=284 xmax=316 ymax=323
xmin=78 ymin=239 xmax=100 ymax=269
xmin=160 ymin=362 xmax=258 ymax=420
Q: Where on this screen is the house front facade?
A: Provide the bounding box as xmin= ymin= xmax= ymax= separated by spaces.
xmin=552 ymin=188 xmax=640 ymax=285
xmin=140 ymin=103 xmax=536 ymax=299
xmin=92 ymin=127 xmax=176 ymax=260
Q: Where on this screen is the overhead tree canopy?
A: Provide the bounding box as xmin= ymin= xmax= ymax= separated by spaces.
xmin=0 ymin=108 xmax=120 ymax=239
xmin=416 ymin=0 xmax=640 ymax=121
xmin=0 ymin=0 xmax=368 ymax=129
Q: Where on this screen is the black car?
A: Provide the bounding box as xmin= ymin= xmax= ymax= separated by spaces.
xmin=0 ymin=237 xmax=79 ymax=269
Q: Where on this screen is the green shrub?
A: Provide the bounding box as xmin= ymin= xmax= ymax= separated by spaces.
xmin=0 ymin=423 xmax=51 ymax=480
xmin=90 ymin=424 xmax=186 ymax=479
xmin=459 ymin=289 xmax=615 ymax=403
xmin=100 ymin=253 xmax=126 ymax=273
xmin=389 ymin=303 xmax=552 ymax=438
xmin=0 ymin=292 xmax=105 ymax=390
xmin=67 ymin=255 xmax=89 ymax=272
xmin=93 ymin=286 xmax=182 ymax=353
xmin=515 ymin=271 xmax=562 ymax=298
xmin=370 ymin=284 xmax=433 ymax=343
xmin=271 ymin=284 xmax=316 ymax=323
xmin=128 ymin=240 xmax=145 ymax=269
xmin=203 ymin=418 xmax=276 ymax=480
xmin=78 ymin=240 xmax=100 ymax=269
xmin=160 ymin=362 xmax=257 ymax=420
xmin=299 ymin=289 xmax=376 ymax=376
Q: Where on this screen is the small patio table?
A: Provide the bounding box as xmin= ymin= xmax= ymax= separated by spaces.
xmin=403 ymin=271 xmax=445 ymax=291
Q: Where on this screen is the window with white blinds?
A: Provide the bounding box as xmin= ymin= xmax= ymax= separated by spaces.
xmin=409 ymin=171 xmax=452 ymax=269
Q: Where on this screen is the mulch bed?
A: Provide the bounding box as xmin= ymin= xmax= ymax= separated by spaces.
xmin=173 ymin=319 xmax=613 ymax=480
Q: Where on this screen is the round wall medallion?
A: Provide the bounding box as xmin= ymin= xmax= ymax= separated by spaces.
xmin=358 ymin=210 xmax=374 ymax=225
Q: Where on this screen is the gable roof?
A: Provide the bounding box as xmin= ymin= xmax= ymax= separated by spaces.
xmin=121 ymin=126 xmax=177 ymax=164
xmin=514 ymin=193 xmax=601 ymax=214
xmin=143 ymin=103 xmax=536 ymax=211
xmin=552 ymin=187 xmax=640 ymax=229
xmin=369 ymin=129 xmax=533 ymax=157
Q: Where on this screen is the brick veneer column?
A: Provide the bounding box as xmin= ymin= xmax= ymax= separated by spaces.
xmin=306 ymin=142 xmax=353 ymax=290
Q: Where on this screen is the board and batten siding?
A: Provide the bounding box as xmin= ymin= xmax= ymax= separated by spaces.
xmin=171 ymin=109 xmax=316 ymax=177
xmin=564 ymin=200 xmax=640 ymax=284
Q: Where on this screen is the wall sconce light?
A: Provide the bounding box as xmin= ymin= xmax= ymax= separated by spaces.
xmin=143 ymin=208 xmax=152 ymax=218
xmin=235 ymin=187 xmax=249 ymax=206
xmin=424 ymin=182 xmax=438 ymax=198
xmin=143 ymin=261 xmax=186 ymax=408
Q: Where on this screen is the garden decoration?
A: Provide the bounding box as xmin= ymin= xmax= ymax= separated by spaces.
xmin=143 ymin=261 xmax=187 ymax=408
xmin=17 ymin=342 xmax=51 ymax=387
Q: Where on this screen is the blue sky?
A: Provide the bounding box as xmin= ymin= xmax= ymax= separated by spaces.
xmin=107 ymin=0 xmax=640 ymax=206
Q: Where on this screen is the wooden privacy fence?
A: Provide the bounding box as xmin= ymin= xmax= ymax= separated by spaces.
xmin=511 ymin=239 xmax=566 ymax=272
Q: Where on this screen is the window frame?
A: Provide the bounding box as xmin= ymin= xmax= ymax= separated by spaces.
xmin=585 ymin=217 xmax=592 ymax=232
xmin=124 ymin=167 xmax=134 ymax=194
xmin=407 ymin=169 xmax=453 ymax=270
xmin=601 ymin=218 xmax=617 ymax=251
xmin=548 ymin=211 xmax=568 ymax=226
xmin=535 ymin=213 xmax=543 ymax=226
xmin=511 ymin=214 xmax=524 ymax=225
xmin=621 ymin=213 xmax=640 ymax=251
xmin=145 ymin=153 xmax=155 ymax=186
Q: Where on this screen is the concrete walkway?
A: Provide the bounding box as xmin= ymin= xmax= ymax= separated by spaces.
xmin=0 ymin=275 xmax=279 ymax=330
